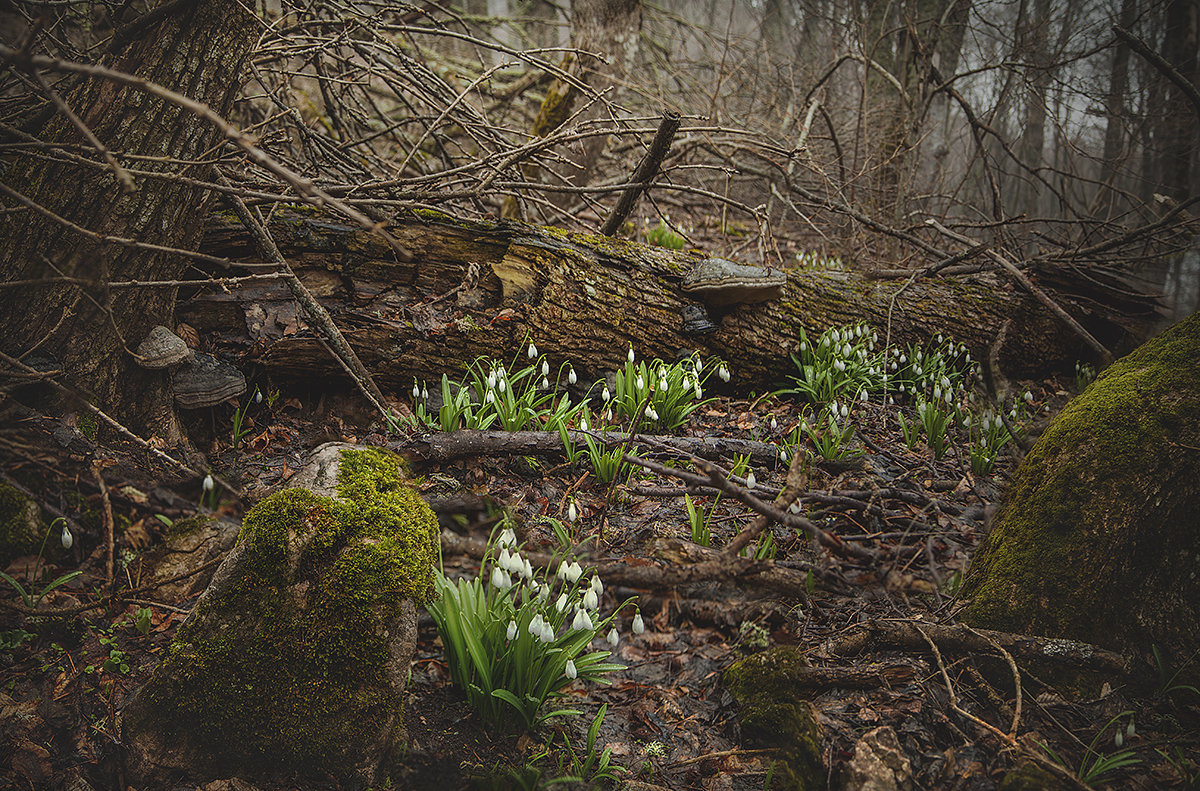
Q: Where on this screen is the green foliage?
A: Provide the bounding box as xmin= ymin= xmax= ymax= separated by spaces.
xmin=610 ymin=351 xmax=714 ymax=432
xmin=1037 ymin=712 xmax=1141 ymax=785
xmin=426 ymin=529 xmax=629 ymax=731
xmin=1154 ymin=645 xmax=1200 ymax=701
xmin=230 ymin=387 xmax=259 ymax=451
xmin=643 ymin=219 xmax=685 ymax=249
xmin=684 ymin=494 xmax=711 ymax=546
xmin=479 ymin=705 xmax=624 ymax=788
xmin=1158 ymin=745 xmax=1200 ymax=789
xmin=786 ymin=323 xmax=882 ymax=404
xmin=915 ymin=398 xmax=951 ymax=459
xmin=1075 ymin=360 xmax=1097 ymax=392
xmin=797 ymin=407 xmax=861 ymax=460
xmin=582 ymin=431 xmax=632 ymax=484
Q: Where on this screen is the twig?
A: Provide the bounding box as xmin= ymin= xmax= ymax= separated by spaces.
xmin=600 ymin=111 xmax=681 ymax=236
xmin=92 ymin=461 xmax=115 ymax=593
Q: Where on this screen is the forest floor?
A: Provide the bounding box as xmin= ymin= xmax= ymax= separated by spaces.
xmin=1 ymin=350 xmax=1198 ymax=791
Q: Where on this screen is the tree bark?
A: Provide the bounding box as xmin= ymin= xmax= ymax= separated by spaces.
xmin=962 ymin=310 xmax=1200 ymax=677
xmin=0 ymin=0 xmax=255 ymax=441
xmin=188 ymin=211 xmax=1133 ymax=391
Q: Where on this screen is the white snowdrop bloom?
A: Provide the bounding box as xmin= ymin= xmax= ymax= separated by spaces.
xmin=528 ymin=342 xmax=538 ymax=359
xmin=799 ymin=341 xmax=807 ymax=353
xmin=487 ymin=371 xmax=497 ymax=389
xmin=1126 ymin=720 xmax=1136 ymax=737
xmin=565 ymin=659 xmax=578 ymax=679
xmin=718 ymin=365 xmax=730 ymax=383
xmin=557 ymin=561 xmax=570 ymax=580
xmin=590 ymin=576 xmax=603 ymax=596
xmin=556 ymin=592 xmax=569 ymax=612
xmin=888 ymin=396 xmax=894 ymax=405
xmin=859 ymin=390 xmax=869 ymax=402
xmin=498 ymin=378 xmax=507 ymax=394
xmin=529 ymin=614 xmax=544 ymax=637
xmin=842 ymin=343 xmax=852 ymax=357
xmin=1114 ymin=731 xmax=1124 ymax=748
xmin=498 ymin=548 xmax=514 ymax=572
xmin=770 ymin=416 xmax=778 ymax=431
xmin=203 ymin=474 xmax=214 ymax=492
xmin=583 ymin=589 xmax=598 ymax=611
xmin=890 ymin=361 xmax=898 ymax=372
xmin=498 ymin=528 xmax=517 ymax=548
xmin=255 ymin=390 xmax=263 ymax=404
xmin=61 ymin=525 xmax=73 ymax=550
xmin=607 ymin=628 xmax=619 ymax=647
xmin=541 ymin=360 xmax=550 ymax=376
xmin=572 ymin=609 xmax=586 ymax=630
xmin=965 ymin=353 xmax=972 ymax=363
xmin=485 ymin=390 xmax=495 ymax=404
xmin=523 ymin=558 xmax=535 ymax=579
xmin=695 ymin=385 xmax=703 ymax=399
xmin=491 ymin=567 xmax=509 ymax=589
xmin=542 ymin=376 xmax=550 ymax=390
xmin=839 ymin=402 xmax=849 ymax=419
xmin=1009 ymin=408 xmax=1018 ymax=419
xmin=580 ymin=415 xmax=590 ymax=432
xmin=568 ymin=500 xmax=578 ymax=522
xmin=422 ymin=385 xmax=429 ymax=400
xmin=900 ymin=354 xmax=908 ymax=364
xmin=636 ymin=375 xmax=645 ymax=391
xmin=1024 ymin=391 xmax=1034 ymax=403
xmin=695 ymin=357 xmax=704 ymax=372
xmin=538 ymin=585 xmax=551 ymax=602
xmin=834 ymin=360 xmax=845 ymax=372
xmin=746 ymin=471 xmax=756 ymax=489
xmin=780 ymin=448 xmax=789 ymax=462
xmin=412 ymin=382 xmax=421 ymax=399
xmin=872 ymin=332 xmax=879 ymax=344
xmin=541 ymin=621 xmax=555 ymax=643
xmin=628 ymin=347 xmax=635 ymax=363
xmin=506 ymin=620 xmax=517 ymax=640
xmin=788 ymin=501 xmax=801 ymax=514
xmin=899 ymin=384 xmax=906 ymax=393
xmin=659 ymin=375 xmax=669 ymax=392
xmin=567 ymin=368 xmax=577 ymax=385
xmin=632 ymin=613 xmax=645 ymax=635
xmin=605 ymin=408 xmax=614 ymax=421
xmin=933 ymin=386 xmax=942 ymax=401
xmin=567 ymin=561 xmax=583 ymax=584
xmin=647 ymin=406 xmax=659 ymax=421
xmin=602 ymin=386 xmax=611 ymax=402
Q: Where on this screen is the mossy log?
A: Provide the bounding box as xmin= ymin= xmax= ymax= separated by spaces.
xmin=962 ymin=311 xmax=1200 ymax=680
xmin=189 ymin=211 xmax=1128 ymax=392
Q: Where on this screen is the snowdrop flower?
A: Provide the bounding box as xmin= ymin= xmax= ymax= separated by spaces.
xmin=572 ymin=608 xmax=593 ymax=631
xmin=933 ymin=386 xmax=942 ymax=401
xmin=746 ymin=471 xmax=756 ymax=489
xmin=632 ymin=613 xmax=645 ymax=635
xmin=779 ymin=447 xmax=789 ymax=462
xmin=888 ymin=396 xmax=894 ymax=405
xmin=567 ymin=368 xmax=577 ymax=385
xmin=788 ymin=501 xmax=802 ymax=514
xmin=541 ymin=620 xmax=555 ymax=643
xmin=607 ymin=628 xmax=619 ymax=647
xmin=203 ymin=474 xmax=214 ymax=492
xmin=834 ymin=360 xmax=846 ymax=372
xmin=1114 ymin=730 xmax=1124 ymax=748
xmin=842 ymin=343 xmax=852 ymax=357
xmin=839 ymin=402 xmax=849 ymax=419
xmin=1024 ymin=391 xmax=1034 ymax=403
xmin=859 ymin=390 xmax=869 ymax=402
xmin=580 ymin=414 xmax=589 ymax=431
xmin=522 ymin=558 xmax=534 ymax=580
xmin=528 ymin=342 xmax=538 ymax=359
xmin=557 ymin=560 xmax=569 ymax=581
xmin=604 ymin=408 xmax=613 ymax=421
xmin=568 ymin=500 xmax=578 ymax=522
xmin=694 ymin=384 xmax=703 ymax=399
xmin=590 ymin=576 xmax=603 ymax=596
xmin=538 ymin=585 xmax=550 ymax=602
xmin=421 ymin=384 xmax=429 ymax=400
xmin=412 ymin=382 xmax=421 ymax=399
xmin=799 ymin=341 xmax=807 ymax=353
xmin=498 ymin=378 xmax=506 ymax=394
xmin=556 ymin=592 xmax=568 ymax=612
xmin=529 ymin=614 xmax=544 ymax=637
xmin=718 ymin=365 xmax=730 ymax=383
xmin=487 ymin=371 xmax=497 ymax=389
xmin=567 ymin=561 xmax=583 ymax=584
xmin=498 ymin=548 xmax=514 ymax=572
xmin=61 ymin=525 xmax=73 ymax=550
xmin=695 ymin=357 xmax=704 ymax=373
xmin=658 ymin=375 xmax=669 ymax=392
xmin=636 ymin=375 xmax=645 ymax=391
xmin=583 ymin=589 xmax=598 ymax=611
xmin=491 ymin=567 xmax=511 ymax=589
xmin=542 ymin=376 xmax=550 ymax=390
xmin=255 ymin=390 xmax=263 ymax=404
xmin=506 ymin=620 xmax=518 ymax=640
xmin=564 ymin=659 xmax=578 ymax=680
xmin=628 ymin=346 xmax=635 ymax=363
xmin=1126 ymin=720 xmax=1136 ymax=737
xmin=770 ymin=416 xmax=778 ymax=431
xmin=498 ymin=527 xmax=517 ymax=548
xmin=485 ymin=390 xmax=495 ymax=404
xmin=647 ymin=406 xmax=659 ymax=421
xmin=541 ymin=360 xmax=549 ymax=376
xmin=602 ymin=386 xmax=611 ymax=402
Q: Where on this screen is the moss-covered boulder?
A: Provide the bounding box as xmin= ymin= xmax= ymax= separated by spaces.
xmin=121 ymin=447 xmax=439 ymax=789
xmin=0 ymin=482 xmax=44 ymax=567
xmin=723 ymin=647 xmax=825 ymax=791
xmin=962 ymin=311 xmax=1200 ymax=681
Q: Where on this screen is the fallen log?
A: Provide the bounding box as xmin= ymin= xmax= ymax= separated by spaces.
xmin=187 ymin=211 xmax=1126 ymax=392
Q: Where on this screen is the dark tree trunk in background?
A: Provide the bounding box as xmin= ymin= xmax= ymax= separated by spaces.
xmin=1098 ymin=0 xmax=1136 ymax=218
xmin=1159 ymin=0 xmax=1200 ymax=201
xmin=0 ymin=0 xmax=255 ymax=441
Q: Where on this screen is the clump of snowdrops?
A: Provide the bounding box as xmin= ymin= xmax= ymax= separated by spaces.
xmin=426 ymin=526 xmax=644 ymax=731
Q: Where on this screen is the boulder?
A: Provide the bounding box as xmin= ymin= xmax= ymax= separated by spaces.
xmin=120 ymin=446 xmax=439 ymax=789
xmin=133 ymin=515 xmax=239 ymax=603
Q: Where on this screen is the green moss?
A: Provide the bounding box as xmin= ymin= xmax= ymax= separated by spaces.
xmin=166 ymin=514 xmax=216 ymax=537
xmin=998 ymin=760 xmax=1075 ymax=791
xmin=0 ymin=482 xmax=43 ymax=566
xmin=723 ymin=647 xmax=825 ymax=791
xmin=963 ymin=313 xmax=1200 ymax=670
xmin=78 ymin=411 xmax=98 ymax=441
xmin=136 ymin=448 xmax=439 ymax=781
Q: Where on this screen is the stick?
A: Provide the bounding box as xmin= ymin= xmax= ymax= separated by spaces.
xmin=600 ymin=111 xmax=681 ymax=236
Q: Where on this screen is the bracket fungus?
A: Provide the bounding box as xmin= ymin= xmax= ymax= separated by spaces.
xmin=681 ymin=257 xmax=786 ymax=307
xmin=135 ymin=325 xmax=192 ymax=369
xmin=173 ymin=353 xmax=246 ymax=409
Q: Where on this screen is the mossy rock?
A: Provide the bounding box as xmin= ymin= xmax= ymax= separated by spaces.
xmin=0 ymin=482 xmax=45 ymax=567
xmin=121 ymin=447 xmax=439 ymax=789
xmin=723 ymin=646 xmax=825 ymax=791
xmin=962 ymin=312 xmax=1200 ymax=685
xmin=997 ymin=759 xmax=1076 ymax=791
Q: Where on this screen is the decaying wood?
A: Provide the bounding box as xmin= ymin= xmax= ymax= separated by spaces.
xmin=189 ymin=212 xmax=1122 ymax=395
xmin=823 ymin=620 xmax=1129 ymax=676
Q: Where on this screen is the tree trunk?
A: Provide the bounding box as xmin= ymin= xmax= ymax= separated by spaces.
xmin=1159 ymin=0 xmax=1200 ymax=201
xmin=0 ymin=0 xmax=255 ymax=442
xmin=187 ymin=211 xmax=1138 ymax=391
xmin=962 ymin=310 xmax=1200 ymax=679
